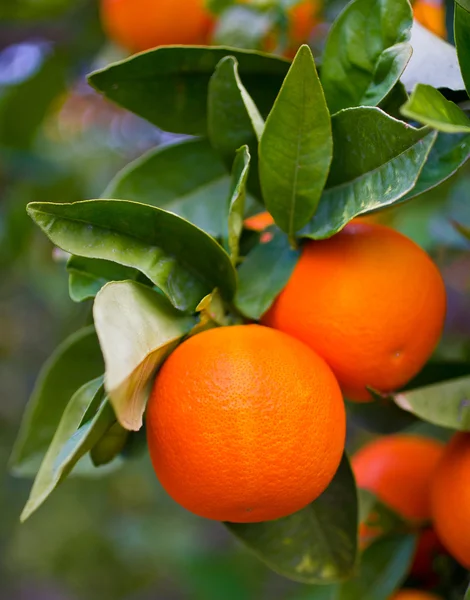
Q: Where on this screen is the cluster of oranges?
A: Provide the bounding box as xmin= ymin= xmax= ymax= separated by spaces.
xmin=100 ymin=0 xmax=447 ymax=56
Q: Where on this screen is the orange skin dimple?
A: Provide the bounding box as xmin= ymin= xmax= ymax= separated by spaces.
xmin=101 ymin=0 xmax=214 ymax=53
xmin=262 ymin=221 xmax=446 ymax=402
xmin=353 ymin=435 xmax=445 ymax=522
xmin=147 ymin=325 xmax=345 ymax=523
xmin=431 ymin=432 xmax=470 ymax=568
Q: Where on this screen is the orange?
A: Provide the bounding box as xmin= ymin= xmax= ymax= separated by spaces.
xmin=431 ymin=432 xmax=470 ymax=568
xmin=244 ymin=211 xmax=274 ymax=232
xmin=101 ymin=0 xmax=214 ymax=53
xmin=391 ymin=592 xmax=442 ymax=600
xmin=146 ymin=324 xmax=345 ymax=522
xmin=413 ymin=0 xmax=447 ymax=39
xmin=287 ymin=0 xmax=320 ymax=47
xmin=353 ymin=435 xmax=445 ymax=521
xmin=262 ymin=221 xmax=446 ymax=402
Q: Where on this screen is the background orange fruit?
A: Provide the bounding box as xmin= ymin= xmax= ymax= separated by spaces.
xmin=147 ymin=324 xmax=345 ymax=523
xmin=431 ymin=432 xmax=470 ymax=568
xmin=391 ymin=591 xmax=443 ymax=600
xmin=262 ymin=221 xmax=446 ymax=401
xmin=353 ymin=435 xmax=445 ymax=521
xmin=413 ymin=0 xmax=447 ymax=38
xmin=101 ymin=0 xmax=214 ymax=53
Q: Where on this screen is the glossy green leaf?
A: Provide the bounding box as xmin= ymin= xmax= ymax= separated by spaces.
xmin=102 ymin=138 xmax=243 ymax=238
xmin=321 ymin=0 xmax=412 ymax=114
xmin=226 ymin=146 xmax=250 ymax=265
xmin=94 ymin=281 xmax=196 ymax=431
xmin=301 ymin=108 xmax=437 ymax=240
xmin=455 ymin=0 xmax=470 ymax=96
xmin=10 ymin=326 xmax=104 ymax=476
xmin=399 ymin=132 xmax=470 ymax=203
xmin=393 ymin=376 xmax=470 ymax=431
xmin=401 ymin=84 xmax=470 ymax=133
xmin=91 ymin=421 xmax=129 ymax=467
xmin=67 ymin=256 xmax=140 ymax=302
xmin=235 ymin=231 xmax=300 ymax=320
xmin=337 ymin=534 xmax=417 ymax=600
xmin=259 ymin=45 xmax=332 ymax=237
xmin=226 ymin=455 xmax=358 ymax=584
xmin=88 ymin=46 xmax=290 ymax=136
xmin=27 ymin=200 xmax=237 ymax=312
xmin=20 ymin=377 xmax=110 ymax=521
xmin=402 ymin=21 xmax=466 ymax=92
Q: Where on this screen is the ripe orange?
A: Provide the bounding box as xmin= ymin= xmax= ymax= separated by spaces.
xmin=353 ymin=435 xmax=445 ymax=521
xmin=391 ymin=591 xmax=442 ymax=600
xmin=431 ymin=432 xmax=470 ymax=568
xmin=146 ymin=324 xmax=345 ymax=522
xmin=413 ymin=0 xmax=446 ymax=39
xmin=262 ymin=221 xmax=446 ymax=402
xmin=287 ymin=0 xmax=320 ymax=47
xmin=244 ymin=211 xmax=274 ymax=232
xmin=100 ymin=0 xmax=214 ymax=53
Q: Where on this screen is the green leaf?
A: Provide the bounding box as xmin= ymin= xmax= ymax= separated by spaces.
xmin=226 ymin=455 xmax=358 ymax=584
xmin=378 ymin=82 xmax=408 ymax=120
xmin=321 ymin=0 xmax=412 ymax=114
xmin=10 ymin=326 xmax=104 ymax=476
xmin=88 ymin=46 xmax=290 ymax=136
xmin=20 ymin=378 xmax=114 ymax=521
xmin=455 ymin=0 xmax=470 ymax=97
xmin=102 ymin=138 xmax=243 ymax=238
xmin=401 ymin=84 xmax=470 ymax=133
xmin=94 ymin=281 xmax=196 ymax=431
xmin=226 ymin=146 xmax=250 ymax=265
xmin=346 ymin=398 xmax=417 ymax=435
xmin=259 ymin=45 xmax=333 ymax=237
xmin=402 ymin=21 xmax=465 ymax=92
xmin=90 ymin=421 xmax=129 ymax=467
xmin=465 ymin=582 xmax=470 ymax=600
xmin=392 ymin=376 xmax=470 ymax=431
xmin=301 ymin=108 xmax=437 ymax=240
xmin=67 ymin=256 xmax=140 ymax=302
xmin=208 ymin=55 xmax=264 ymax=198
xmin=399 ymin=132 xmax=470 ymax=203
xmin=336 ymin=534 xmax=417 ymax=600
xmin=27 ymin=200 xmax=237 ymax=312
xmin=235 ymin=231 xmax=300 ymax=320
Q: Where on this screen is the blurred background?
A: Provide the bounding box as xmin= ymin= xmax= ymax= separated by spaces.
xmin=0 ymin=0 xmax=468 ymax=598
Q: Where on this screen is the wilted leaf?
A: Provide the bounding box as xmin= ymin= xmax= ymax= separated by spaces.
xmin=10 ymin=326 xmax=104 ymax=476
xmin=94 ymin=281 xmax=196 ymax=431
xmin=321 ymin=0 xmax=412 ymax=113
xmin=302 ymin=108 xmax=436 ymax=239
xmin=235 ymin=231 xmax=299 ymax=320
xmin=226 ymin=455 xmax=358 ymax=584
xmin=401 ymin=84 xmax=470 ymax=133
xmin=27 ymin=200 xmax=237 ymax=312
xmin=259 ymin=45 xmax=332 ymax=237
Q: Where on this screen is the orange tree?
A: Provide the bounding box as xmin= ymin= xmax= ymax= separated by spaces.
xmin=8 ymin=0 xmax=470 ymax=598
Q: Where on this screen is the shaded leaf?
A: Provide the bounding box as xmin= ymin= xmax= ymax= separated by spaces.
xmin=357 ymin=490 xmax=407 ymax=546
xmin=321 ymin=0 xmax=412 ymax=113
xmin=259 ymin=45 xmax=332 ymax=237
xmin=455 ymin=0 xmax=470 ymax=97
xmin=346 ymin=398 xmax=417 ymax=435
xmin=91 ymin=421 xmax=129 ymax=466
xmin=27 ymin=199 xmax=237 ymax=312
xmin=401 ymin=21 xmax=466 ymax=92
xmin=337 ymin=534 xmax=417 ymax=600
xmin=401 ymin=84 xmax=470 ymax=133
xmin=20 ymin=378 xmax=113 ymax=521
xmin=378 ymin=82 xmax=408 ymax=120
xmin=94 ymin=281 xmax=196 ymax=431
xmin=226 ymin=455 xmax=358 ymax=584
xmin=393 ymin=376 xmax=470 ymax=431
xmin=88 ymin=46 xmax=290 ymax=136
xmin=102 ymin=138 xmax=244 ymax=238
xmin=235 ymin=231 xmax=300 ymax=320
xmin=67 ymin=256 xmax=140 ymax=302
xmin=10 ymin=326 xmax=104 ymax=476
xmin=301 ymin=108 xmax=436 ymax=239
xmin=226 ymin=146 xmax=250 ymax=265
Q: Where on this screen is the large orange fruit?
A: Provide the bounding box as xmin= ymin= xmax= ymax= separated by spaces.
xmin=391 ymin=592 xmax=442 ymax=600
xmin=262 ymin=221 xmax=446 ymax=401
xmin=431 ymin=433 xmax=470 ymax=568
xmin=146 ymin=324 xmax=345 ymax=522
xmin=101 ymin=0 xmax=214 ymax=53
xmin=353 ymin=435 xmax=445 ymax=522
